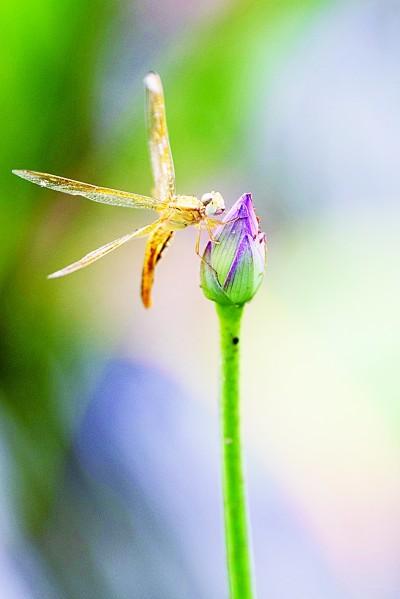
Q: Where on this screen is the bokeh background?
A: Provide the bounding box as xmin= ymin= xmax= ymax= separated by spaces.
xmin=2 ymin=0 xmax=400 ymax=597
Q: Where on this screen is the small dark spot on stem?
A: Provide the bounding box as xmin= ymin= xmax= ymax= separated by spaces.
xmin=232 ymin=337 xmax=239 ymax=345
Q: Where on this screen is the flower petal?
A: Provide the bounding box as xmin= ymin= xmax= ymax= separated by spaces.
xmin=200 ymin=241 xmax=231 ymax=304
xmin=223 ymin=235 xmax=256 ymax=305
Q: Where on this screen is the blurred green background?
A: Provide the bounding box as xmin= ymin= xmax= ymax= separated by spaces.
xmin=2 ymin=0 xmax=400 ymax=597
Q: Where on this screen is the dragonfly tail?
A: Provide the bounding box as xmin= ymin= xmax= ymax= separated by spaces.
xmin=141 ymin=223 xmax=175 ymax=308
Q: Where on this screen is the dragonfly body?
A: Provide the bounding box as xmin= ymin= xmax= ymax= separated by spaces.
xmin=13 ymin=72 xmax=225 ymax=307
xmin=162 ymin=197 xmax=199 ymax=223
xmin=162 ymin=196 xmax=205 ymax=228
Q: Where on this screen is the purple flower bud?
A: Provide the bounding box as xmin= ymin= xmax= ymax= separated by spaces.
xmin=200 ymin=193 xmax=266 ymax=306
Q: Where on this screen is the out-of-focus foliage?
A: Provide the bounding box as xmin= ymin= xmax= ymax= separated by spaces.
xmin=107 ymin=0 xmax=326 ymax=197
xmin=0 ymin=0 xmax=114 ymax=530
xmin=1 ymin=0 xmax=324 ymax=531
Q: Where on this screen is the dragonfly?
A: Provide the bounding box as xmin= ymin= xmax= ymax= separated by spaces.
xmin=13 ymin=72 xmax=225 ymax=308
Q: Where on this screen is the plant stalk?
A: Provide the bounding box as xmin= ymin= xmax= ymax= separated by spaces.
xmin=216 ymin=303 xmax=255 ymax=599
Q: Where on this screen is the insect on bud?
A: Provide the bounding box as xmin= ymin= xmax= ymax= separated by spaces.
xmin=200 ymin=193 xmax=266 ymax=306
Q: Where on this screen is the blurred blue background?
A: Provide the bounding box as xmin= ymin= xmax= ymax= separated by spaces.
xmin=2 ymin=0 xmax=400 ymax=597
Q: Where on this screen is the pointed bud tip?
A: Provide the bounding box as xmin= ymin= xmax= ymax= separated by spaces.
xmin=200 ymin=193 xmax=266 ymax=306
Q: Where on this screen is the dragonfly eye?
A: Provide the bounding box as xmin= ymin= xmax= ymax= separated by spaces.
xmin=201 ymin=193 xmax=213 ymax=206
xmin=202 ymin=192 xmax=225 ymax=216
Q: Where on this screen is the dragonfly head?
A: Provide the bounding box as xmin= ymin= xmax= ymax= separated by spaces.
xmin=201 ymin=191 xmax=225 ymax=217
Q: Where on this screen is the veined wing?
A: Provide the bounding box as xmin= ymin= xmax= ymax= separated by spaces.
xmin=12 ymin=170 xmax=164 ymax=210
xmin=144 ymin=72 xmax=175 ymax=201
xmin=48 ymin=220 xmax=161 ymax=279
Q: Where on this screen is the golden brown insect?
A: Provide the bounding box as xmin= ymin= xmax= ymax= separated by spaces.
xmin=13 ymin=72 xmax=225 ymax=307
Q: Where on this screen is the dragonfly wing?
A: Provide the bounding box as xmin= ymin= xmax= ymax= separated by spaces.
xmin=13 ymin=170 xmax=163 ymax=210
xmin=144 ymin=72 xmax=175 ymax=201
xmin=48 ymin=220 xmax=161 ymax=279
xmin=141 ymin=221 xmax=175 ymax=308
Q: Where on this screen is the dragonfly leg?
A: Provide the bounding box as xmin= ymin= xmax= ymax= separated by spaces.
xmin=205 ymin=215 xmax=243 ymax=242
xmin=208 ymin=215 xmax=243 ymax=227
xmin=195 ymin=222 xmax=203 ymax=257
xmin=205 ymin=219 xmax=221 ymax=244
xmin=194 ymin=222 xmax=221 ymax=280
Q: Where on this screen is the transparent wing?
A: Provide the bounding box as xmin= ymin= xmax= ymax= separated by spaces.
xmin=48 ymin=220 xmax=161 ymax=279
xmin=13 ymin=170 xmax=164 ymax=210
xmin=144 ymin=72 xmax=175 ymax=201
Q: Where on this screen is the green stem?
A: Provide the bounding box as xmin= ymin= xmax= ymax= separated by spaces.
xmin=216 ymin=303 xmax=255 ymax=599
